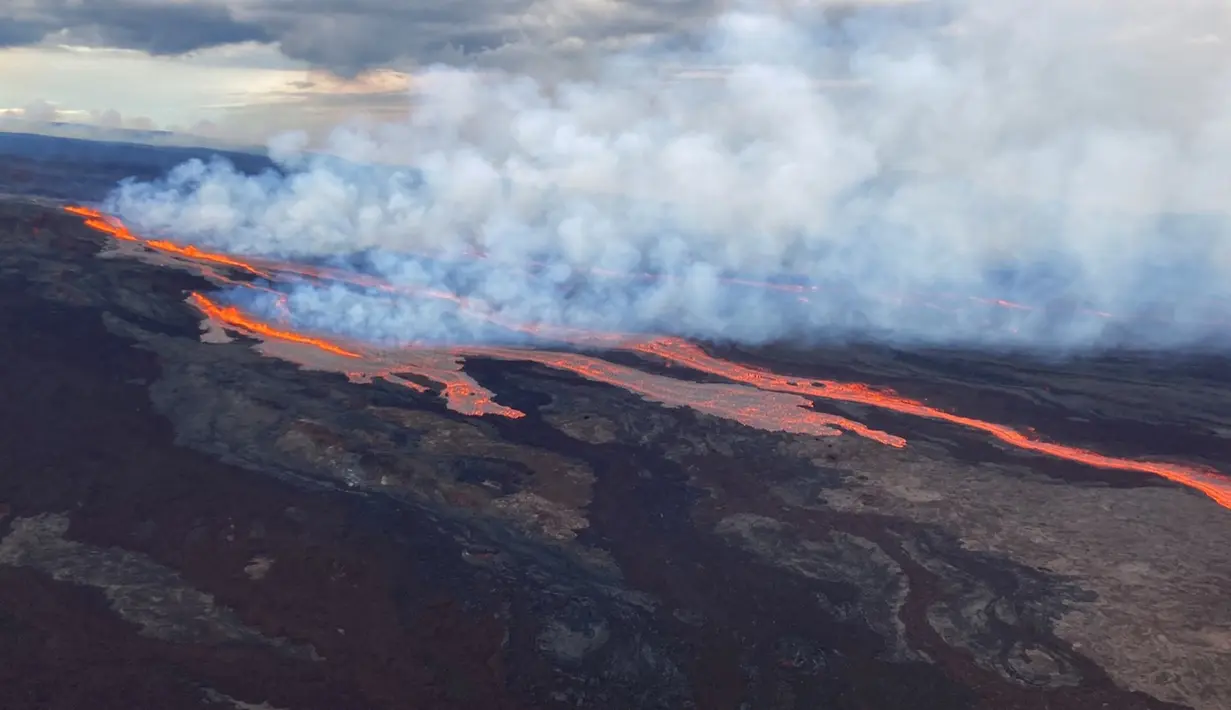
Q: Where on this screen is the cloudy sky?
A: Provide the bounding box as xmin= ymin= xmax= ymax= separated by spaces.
xmin=1 ymin=0 xmax=1226 ymax=147
xmin=0 ymin=0 xmax=750 ymax=144
xmin=0 ymin=0 xmax=968 ymax=144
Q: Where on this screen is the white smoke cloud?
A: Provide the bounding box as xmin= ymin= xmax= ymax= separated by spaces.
xmin=21 ymin=99 xmax=60 ymax=122
xmin=104 ymin=0 xmax=1231 ymax=351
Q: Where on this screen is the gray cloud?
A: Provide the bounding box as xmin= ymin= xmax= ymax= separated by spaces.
xmin=71 ymin=2 xmax=272 ymax=55
xmin=0 ymin=18 xmax=48 ymax=46
xmin=4 ymin=0 xmax=269 ymax=55
xmin=1 ymin=0 xmax=925 ymax=76
xmin=236 ymin=0 xmax=735 ymax=76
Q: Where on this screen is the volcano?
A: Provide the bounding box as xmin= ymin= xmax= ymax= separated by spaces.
xmin=0 ymin=131 xmax=1229 ymax=710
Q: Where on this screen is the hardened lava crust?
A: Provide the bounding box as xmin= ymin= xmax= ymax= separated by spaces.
xmin=0 ymin=144 xmax=1229 ymax=710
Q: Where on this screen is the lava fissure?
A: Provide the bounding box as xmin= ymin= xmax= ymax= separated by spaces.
xmin=66 ymin=206 xmax=1231 ymax=511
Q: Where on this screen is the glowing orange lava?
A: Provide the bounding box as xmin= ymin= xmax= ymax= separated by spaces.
xmin=188 ymin=292 xmax=362 ymax=359
xmin=472 ymin=346 xmax=904 ymax=444
xmin=630 ymin=337 xmax=1231 ymax=510
xmin=65 ymin=205 xmax=1231 ymax=511
xmin=379 ymin=361 xmax=525 ymax=419
xmin=186 ymin=291 xmax=889 ymax=438
xmin=66 ymin=205 xmax=272 ymax=277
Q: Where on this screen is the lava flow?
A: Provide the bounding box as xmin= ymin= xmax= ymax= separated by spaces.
xmin=474 ymin=345 xmax=903 ymax=444
xmin=188 ymin=293 xmax=362 ymax=359
xmin=64 ymin=205 xmax=1231 ymax=511
xmin=185 ymin=290 xmax=896 ymax=442
xmin=65 ymin=206 xmax=274 ymax=278
xmin=630 ymin=337 xmax=1231 ymax=509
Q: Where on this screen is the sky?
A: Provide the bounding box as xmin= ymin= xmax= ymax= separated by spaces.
xmin=2 ymin=1 xmax=1226 ymax=147
xmin=0 ymin=1 xmax=1225 ymax=173
xmin=0 ymin=40 xmax=413 ymax=145
xmin=0 ymin=0 xmax=959 ymax=146
xmin=0 ymin=0 xmax=724 ymax=144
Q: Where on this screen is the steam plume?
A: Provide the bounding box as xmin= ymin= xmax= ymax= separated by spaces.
xmin=104 ymin=0 xmax=1231 ymax=351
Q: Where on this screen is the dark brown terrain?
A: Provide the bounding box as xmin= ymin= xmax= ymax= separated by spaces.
xmin=0 ymin=132 xmax=1229 ymax=710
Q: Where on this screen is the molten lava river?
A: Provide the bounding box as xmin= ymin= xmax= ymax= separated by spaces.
xmin=65 ymin=205 xmax=1231 ymax=511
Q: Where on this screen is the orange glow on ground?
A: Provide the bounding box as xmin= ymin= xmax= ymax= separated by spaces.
xmin=67 ymin=205 xmax=272 ymax=277
xmin=185 ymin=291 xmax=892 ymax=437
xmin=147 ymin=240 xmax=272 ymax=278
xmin=630 ymin=337 xmax=1231 ymax=510
xmin=473 ymin=345 xmax=904 ymax=444
xmin=376 ymin=360 xmax=526 ymax=419
xmin=66 ymin=205 xmax=1231 ymax=511
xmin=188 ymin=292 xmax=362 ymax=359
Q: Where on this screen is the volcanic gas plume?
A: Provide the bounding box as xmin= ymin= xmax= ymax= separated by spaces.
xmin=100 ymin=0 xmax=1231 ymax=352
xmin=66 ymin=206 xmax=1231 ymax=511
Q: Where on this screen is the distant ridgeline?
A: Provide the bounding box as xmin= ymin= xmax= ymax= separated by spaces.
xmin=0 ymin=131 xmax=275 ymax=201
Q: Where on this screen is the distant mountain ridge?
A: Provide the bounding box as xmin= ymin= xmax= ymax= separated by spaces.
xmin=0 ymin=130 xmax=277 ymax=203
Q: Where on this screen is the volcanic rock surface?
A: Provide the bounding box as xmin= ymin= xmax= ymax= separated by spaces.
xmin=1 ymin=132 xmax=1229 ymax=710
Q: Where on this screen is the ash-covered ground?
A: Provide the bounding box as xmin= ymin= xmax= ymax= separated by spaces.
xmin=1 ymin=132 xmax=1229 ymax=710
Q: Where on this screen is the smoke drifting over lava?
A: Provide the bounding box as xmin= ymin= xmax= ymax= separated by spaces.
xmin=103 ymin=0 xmax=1231 ymax=351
